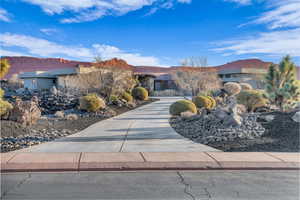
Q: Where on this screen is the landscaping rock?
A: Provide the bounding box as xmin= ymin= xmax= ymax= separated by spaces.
xmin=292 ymin=111 xmax=300 ymax=123
xmin=170 ymin=112 xmax=265 ymax=145
xmin=258 ymin=114 xmax=275 ymax=122
xmin=54 ymin=111 xmax=65 ymax=118
xmin=180 ymin=111 xmax=196 ymax=119
xmin=9 ymin=97 xmax=41 ymax=126
xmin=65 ymin=114 xmax=78 ymax=120
xmin=50 ymin=86 xmax=58 ymax=95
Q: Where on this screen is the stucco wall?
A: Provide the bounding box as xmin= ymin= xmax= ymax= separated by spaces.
xmin=24 ymin=78 xmax=55 ymax=90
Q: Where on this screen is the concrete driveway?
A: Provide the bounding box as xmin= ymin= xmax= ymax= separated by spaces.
xmin=19 ymin=97 xmax=219 ymax=152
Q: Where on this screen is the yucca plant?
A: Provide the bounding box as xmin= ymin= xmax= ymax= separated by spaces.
xmin=264 ymin=55 xmax=300 ymax=111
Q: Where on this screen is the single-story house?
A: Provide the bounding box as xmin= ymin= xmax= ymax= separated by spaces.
xmin=10 ymin=56 xmax=300 ymax=92
xmin=19 ymin=65 xmax=99 ymax=90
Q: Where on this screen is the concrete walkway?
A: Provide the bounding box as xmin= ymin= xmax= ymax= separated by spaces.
xmin=19 ymin=97 xmax=219 ymax=153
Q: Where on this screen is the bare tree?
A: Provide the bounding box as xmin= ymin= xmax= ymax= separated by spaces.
xmin=93 ymin=54 xmax=103 ymax=63
xmin=180 ymin=56 xmax=208 ymax=67
xmin=61 ymin=67 xmax=136 ymax=99
xmin=104 ymin=66 xmax=136 ymax=99
xmin=60 ymin=68 xmax=109 ymax=95
xmin=171 ymin=69 xmax=221 ymax=96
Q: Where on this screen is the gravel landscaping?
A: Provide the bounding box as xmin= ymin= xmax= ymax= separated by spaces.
xmin=1 ymin=99 xmax=158 ymax=152
xmin=170 ymin=110 xmax=300 ymax=152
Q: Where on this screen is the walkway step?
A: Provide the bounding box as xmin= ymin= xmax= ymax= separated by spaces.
xmin=1 ymin=152 xmax=299 ymax=172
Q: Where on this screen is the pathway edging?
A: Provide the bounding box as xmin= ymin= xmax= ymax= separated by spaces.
xmin=1 ymin=152 xmax=299 ymax=172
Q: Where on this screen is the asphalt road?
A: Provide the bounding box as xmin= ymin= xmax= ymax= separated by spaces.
xmin=1 ymin=170 xmax=299 ymax=200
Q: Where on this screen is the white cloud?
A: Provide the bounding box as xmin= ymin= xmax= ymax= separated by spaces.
xmin=255 ymin=0 xmax=300 ymax=29
xmin=93 ymin=44 xmax=160 ymax=66
xmin=40 ymin=28 xmax=58 ymax=35
xmin=0 ymin=33 xmax=92 ymax=58
xmin=21 ymin=0 xmax=191 ymax=23
xmin=214 ymin=0 xmax=300 ymax=59
xmin=0 ymin=49 xmax=30 ymax=57
xmin=0 ymin=33 xmax=162 ymax=66
xmin=0 ymin=8 xmax=11 ymax=22
xmin=214 ymin=28 xmax=300 ymax=57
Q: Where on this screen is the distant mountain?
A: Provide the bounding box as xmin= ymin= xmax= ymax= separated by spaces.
xmin=1 ymin=56 xmax=92 ymax=79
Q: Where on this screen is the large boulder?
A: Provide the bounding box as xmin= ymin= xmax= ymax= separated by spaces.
xmin=50 ymin=86 xmax=58 ymax=95
xmin=292 ymin=111 xmax=300 ymax=123
xmin=9 ymin=96 xmax=41 ymax=126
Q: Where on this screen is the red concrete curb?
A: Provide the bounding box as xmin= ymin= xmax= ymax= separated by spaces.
xmin=1 ymin=152 xmax=299 ymax=173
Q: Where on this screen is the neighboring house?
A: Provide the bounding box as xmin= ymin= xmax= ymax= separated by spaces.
xmin=216 ymin=59 xmax=273 ymax=89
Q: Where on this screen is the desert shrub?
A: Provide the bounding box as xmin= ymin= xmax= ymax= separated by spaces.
xmin=171 ymin=70 xmax=221 ymax=96
xmin=206 ymin=96 xmax=217 ymax=108
xmin=193 ymin=96 xmax=212 ymax=109
xmin=240 ymin=83 xmax=253 ymax=91
xmin=122 ymin=92 xmax=133 ymax=102
xmin=0 ymin=88 xmax=4 ymax=98
xmin=0 ymin=58 xmax=10 ymax=79
xmin=197 ymin=90 xmax=216 ymax=97
xmin=0 ymin=99 xmax=13 ymax=117
xmin=132 ymin=87 xmax=148 ymax=100
xmin=54 ymin=111 xmax=64 ymax=118
xmin=109 ymin=95 xmax=119 ymax=104
xmin=224 ymin=82 xmax=241 ymax=96
xmin=80 ymin=93 xmax=106 ymax=112
xmin=65 ymin=114 xmax=78 ymax=120
xmin=170 ymin=100 xmax=197 ymax=116
xmin=237 ymin=90 xmax=267 ymax=112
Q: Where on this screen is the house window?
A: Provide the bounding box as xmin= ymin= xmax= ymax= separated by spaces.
xmin=32 ymin=79 xmax=37 ymax=89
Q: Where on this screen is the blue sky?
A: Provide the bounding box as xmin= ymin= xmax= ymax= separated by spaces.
xmin=0 ymin=0 xmax=299 ymax=66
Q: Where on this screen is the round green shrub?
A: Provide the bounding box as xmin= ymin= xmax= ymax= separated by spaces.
xmin=192 ymin=96 xmax=212 ymax=109
xmin=122 ymin=92 xmax=133 ymax=102
xmin=132 ymin=87 xmax=148 ymax=100
xmin=169 ymin=100 xmax=197 ymax=116
xmin=206 ymin=96 xmax=217 ymax=108
xmin=0 ymin=99 xmax=13 ymax=117
xmin=224 ymin=82 xmax=241 ymax=96
xmin=240 ymin=83 xmax=253 ymax=91
xmin=237 ymin=90 xmax=267 ymax=112
xmin=109 ymin=95 xmax=119 ymax=104
xmin=0 ymin=88 xmax=4 ymax=98
xmin=80 ymin=93 xmax=106 ymax=112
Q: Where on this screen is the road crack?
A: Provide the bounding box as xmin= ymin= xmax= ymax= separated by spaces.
xmin=177 ymin=172 xmax=196 ymax=200
xmin=1 ymin=173 xmax=32 ymax=199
